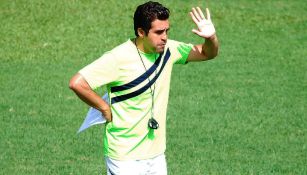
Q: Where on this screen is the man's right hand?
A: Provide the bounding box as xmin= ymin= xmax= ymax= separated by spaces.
xmin=69 ymin=73 xmax=112 ymax=122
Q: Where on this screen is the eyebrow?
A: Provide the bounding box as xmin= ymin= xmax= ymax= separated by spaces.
xmin=154 ymin=28 xmax=170 ymax=33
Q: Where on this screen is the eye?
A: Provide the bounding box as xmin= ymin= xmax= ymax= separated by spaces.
xmin=155 ymin=28 xmax=170 ymax=35
xmin=155 ymin=30 xmax=164 ymax=35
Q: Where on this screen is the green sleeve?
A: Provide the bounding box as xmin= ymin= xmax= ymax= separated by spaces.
xmin=174 ymin=43 xmax=193 ymax=64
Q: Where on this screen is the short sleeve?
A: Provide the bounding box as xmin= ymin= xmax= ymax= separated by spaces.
xmin=79 ymin=52 xmax=119 ymax=89
xmin=167 ymin=40 xmax=193 ymax=65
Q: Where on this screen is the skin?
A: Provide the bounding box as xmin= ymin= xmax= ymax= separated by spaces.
xmin=136 ymin=18 xmax=218 ymax=61
xmin=135 ymin=19 xmax=170 ymax=54
xmin=137 ymin=7 xmax=218 ymax=61
xmin=188 ymin=7 xmax=219 ymax=61
xmin=69 ymin=7 xmax=219 ymax=122
xmin=69 ymin=74 xmax=112 ymax=121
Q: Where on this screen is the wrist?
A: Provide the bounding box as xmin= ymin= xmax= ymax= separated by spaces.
xmin=100 ymin=107 xmax=112 ymax=122
xmin=204 ymin=33 xmax=216 ymax=40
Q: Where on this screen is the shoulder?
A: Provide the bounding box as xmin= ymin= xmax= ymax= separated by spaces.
xmin=166 ymin=39 xmax=193 ymax=51
xmin=166 ymin=39 xmax=193 ymax=64
xmin=166 ymin=39 xmax=180 ymax=47
xmin=167 ymin=39 xmax=192 ymax=46
xmin=110 ymin=39 xmax=135 ymax=55
xmin=107 ymin=39 xmax=139 ymax=65
xmin=166 ymin=39 xmax=193 ymax=55
xmin=96 ymin=39 xmax=134 ymax=64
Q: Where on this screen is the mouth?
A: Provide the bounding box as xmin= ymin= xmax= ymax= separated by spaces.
xmin=159 ymin=43 xmax=166 ymax=47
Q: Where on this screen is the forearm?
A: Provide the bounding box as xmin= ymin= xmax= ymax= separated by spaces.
xmin=202 ymin=34 xmax=219 ymax=60
xmin=69 ymin=74 xmax=112 ymax=122
xmin=73 ymin=86 xmax=112 ymax=121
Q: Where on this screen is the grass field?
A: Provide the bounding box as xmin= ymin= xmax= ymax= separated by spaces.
xmin=1 ymin=0 xmax=306 ymax=174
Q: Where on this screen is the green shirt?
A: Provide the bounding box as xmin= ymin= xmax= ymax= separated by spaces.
xmin=79 ymin=39 xmax=192 ymax=160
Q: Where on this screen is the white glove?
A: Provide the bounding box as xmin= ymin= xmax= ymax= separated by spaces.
xmin=190 ymin=7 xmax=216 ymax=38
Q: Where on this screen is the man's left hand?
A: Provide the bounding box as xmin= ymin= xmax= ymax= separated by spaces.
xmin=190 ymin=7 xmax=216 ymax=39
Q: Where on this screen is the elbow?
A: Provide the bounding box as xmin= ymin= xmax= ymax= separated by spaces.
xmin=209 ymin=46 xmax=219 ymax=59
xmin=69 ymin=73 xmax=91 ymax=93
xmin=69 ymin=74 xmax=82 ymax=91
xmin=208 ymin=50 xmax=219 ymax=60
xmin=69 ymin=78 xmax=78 ymax=91
xmin=203 ymin=49 xmax=219 ymax=61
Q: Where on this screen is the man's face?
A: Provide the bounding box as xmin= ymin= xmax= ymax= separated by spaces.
xmin=143 ymin=19 xmax=170 ymax=53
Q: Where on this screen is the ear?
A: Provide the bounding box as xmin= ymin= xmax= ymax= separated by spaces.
xmin=137 ymin=28 xmax=145 ymax=38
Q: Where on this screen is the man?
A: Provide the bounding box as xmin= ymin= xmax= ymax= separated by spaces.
xmin=69 ymin=1 xmax=218 ymax=174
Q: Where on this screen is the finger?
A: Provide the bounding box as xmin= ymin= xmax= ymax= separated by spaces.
xmin=192 ymin=7 xmax=202 ymax=22
xmin=196 ymin=7 xmax=205 ymax=19
xmin=189 ymin=12 xmax=199 ymax=24
xmin=206 ymin=8 xmax=211 ymax=20
xmin=192 ymin=29 xmax=201 ymax=36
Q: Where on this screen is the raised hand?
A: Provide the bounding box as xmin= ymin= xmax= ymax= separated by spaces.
xmin=190 ymin=7 xmax=216 ymax=38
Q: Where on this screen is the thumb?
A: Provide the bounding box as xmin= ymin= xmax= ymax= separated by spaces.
xmin=192 ymin=29 xmax=201 ymax=35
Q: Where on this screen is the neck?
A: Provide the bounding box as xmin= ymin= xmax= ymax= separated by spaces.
xmin=134 ymin=37 xmax=155 ymax=54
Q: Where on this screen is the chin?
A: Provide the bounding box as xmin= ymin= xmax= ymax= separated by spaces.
xmin=156 ymin=48 xmax=165 ymax=53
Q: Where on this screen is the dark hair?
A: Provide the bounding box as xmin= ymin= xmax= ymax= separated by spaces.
xmin=133 ymin=1 xmax=170 ymax=36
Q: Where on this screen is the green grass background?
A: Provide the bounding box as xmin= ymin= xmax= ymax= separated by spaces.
xmin=1 ymin=0 xmax=306 ymax=174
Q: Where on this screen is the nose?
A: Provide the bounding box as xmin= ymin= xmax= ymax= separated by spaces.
xmin=162 ymin=31 xmax=167 ymax=41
